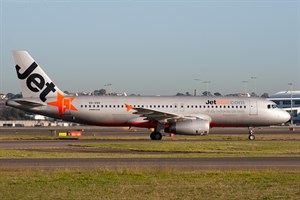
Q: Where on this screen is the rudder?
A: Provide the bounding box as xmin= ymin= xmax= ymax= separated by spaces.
xmin=13 ymin=51 xmax=64 ymax=102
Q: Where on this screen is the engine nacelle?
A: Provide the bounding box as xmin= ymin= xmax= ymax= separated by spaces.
xmin=165 ymin=119 xmax=210 ymax=135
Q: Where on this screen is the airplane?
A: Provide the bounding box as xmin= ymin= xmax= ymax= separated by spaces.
xmin=6 ymin=51 xmax=290 ymax=140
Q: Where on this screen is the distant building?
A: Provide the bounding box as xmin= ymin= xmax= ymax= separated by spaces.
xmin=269 ymin=91 xmax=300 ymax=123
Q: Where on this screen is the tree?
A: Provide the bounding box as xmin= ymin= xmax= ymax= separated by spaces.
xmin=175 ymin=93 xmax=185 ymax=96
xmin=250 ymin=92 xmax=258 ymax=97
xmin=93 ymin=89 xmax=106 ymax=96
xmin=202 ymin=91 xmax=212 ymax=96
xmin=261 ymin=93 xmax=269 ymax=98
xmin=214 ymin=92 xmax=222 ymax=96
xmin=185 ymin=92 xmax=192 ymax=96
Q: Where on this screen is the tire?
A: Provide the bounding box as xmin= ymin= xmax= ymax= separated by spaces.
xmin=248 ymin=134 xmax=255 ymax=141
xmin=150 ymin=132 xmax=162 ymax=140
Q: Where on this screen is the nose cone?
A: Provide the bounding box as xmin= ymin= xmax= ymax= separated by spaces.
xmin=280 ymin=111 xmax=291 ymax=123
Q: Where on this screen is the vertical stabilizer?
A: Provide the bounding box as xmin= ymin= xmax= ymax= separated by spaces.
xmin=12 ymin=51 xmax=64 ymax=102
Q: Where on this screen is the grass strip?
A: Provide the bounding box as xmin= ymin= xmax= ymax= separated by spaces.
xmin=0 ymin=141 xmax=299 ymax=158
xmin=0 ymin=169 xmax=299 ymax=200
xmin=80 ymin=141 xmax=300 ymax=157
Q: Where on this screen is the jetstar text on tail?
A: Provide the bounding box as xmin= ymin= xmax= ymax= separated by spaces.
xmin=16 ymin=62 xmax=56 ymax=102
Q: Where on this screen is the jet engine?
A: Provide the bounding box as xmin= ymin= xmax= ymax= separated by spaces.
xmin=165 ymin=119 xmax=210 ymax=135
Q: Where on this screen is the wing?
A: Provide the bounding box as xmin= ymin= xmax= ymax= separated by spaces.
xmin=132 ymin=107 xmax=211 ymax=124
xmin=132 ymin=107 xmax=180 ymax=123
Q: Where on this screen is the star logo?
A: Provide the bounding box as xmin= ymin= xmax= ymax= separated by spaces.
xmin=48 ymin=92 xmax=77 ymax=118
xmin=125 ymin=104 xmax=133 ymax=111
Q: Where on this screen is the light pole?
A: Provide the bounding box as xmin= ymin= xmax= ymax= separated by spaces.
xmin=288 ymin=83 xmax=293 ymax=124
xmin=242 ymin=81 xmax=248 ymax=95
xmin=194 ymin=79 xmax=201 ymax=96
xmin=203 ymin=81 xmax=210 ymax=96
xmin=251 ymin=77 xmax=257 ymax=96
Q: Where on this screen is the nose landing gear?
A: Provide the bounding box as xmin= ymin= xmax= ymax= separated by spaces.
xmin=248 ymin=129 xmax=255 ymax=140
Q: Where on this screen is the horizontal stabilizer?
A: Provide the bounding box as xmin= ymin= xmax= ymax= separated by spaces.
xmin=14 ymin=99 xmax=46 ymax=107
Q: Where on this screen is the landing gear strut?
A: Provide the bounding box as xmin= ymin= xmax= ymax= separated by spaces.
xmin=248 ymin=129 xmax=255 ymax=141
xmin=150 ymin=131 xmax=162 ymax=140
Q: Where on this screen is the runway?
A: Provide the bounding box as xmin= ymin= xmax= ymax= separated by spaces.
xmin=0 ymin=126 xmax=299 ymax=170
xmin=1 ymin=157 xmax=299 ymax=170
xmin=1 ymin=125 xmax=300 ymax=136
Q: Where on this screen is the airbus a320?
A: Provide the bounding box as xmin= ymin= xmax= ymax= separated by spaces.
xmin=6 ymin=51 xmax=290 ymax=140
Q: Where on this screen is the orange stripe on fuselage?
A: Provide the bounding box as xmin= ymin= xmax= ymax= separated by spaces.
xmin=210 ymin=122 xmax=248 ymax=128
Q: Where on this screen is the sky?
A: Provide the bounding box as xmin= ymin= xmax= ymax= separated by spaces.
xmin=0 ymin=0 xmax=299 ymax=96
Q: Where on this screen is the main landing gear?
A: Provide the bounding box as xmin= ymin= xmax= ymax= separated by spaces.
xmin=248 ymin=128 xmax=255 ymax=141
xmin=150 ymin=131 xmax=162 ymax=140
xmin=150 ymin=124 xmax=164 ymax=140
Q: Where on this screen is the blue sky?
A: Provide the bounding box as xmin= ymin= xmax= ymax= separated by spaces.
xmin=0 ymin=0 xmax=299 ymax=96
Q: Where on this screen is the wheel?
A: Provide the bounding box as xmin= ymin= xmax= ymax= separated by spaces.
xmin=248 ymin=134 xmax=255 ymax=141
xmin=150 ymin=132 xmax=162 ymax=140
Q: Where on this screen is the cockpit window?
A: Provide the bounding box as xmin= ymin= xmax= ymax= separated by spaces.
xmin=268 ymin=104 xmax=277 ymax=109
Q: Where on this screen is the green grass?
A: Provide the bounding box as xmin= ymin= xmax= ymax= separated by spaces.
xmin=0 ymin=141 xmax=299 ymax=159
xmin=79 ymin=141 xmax=300 ymax=157
xmin=0 ymin=169 xmax=299 ymax=200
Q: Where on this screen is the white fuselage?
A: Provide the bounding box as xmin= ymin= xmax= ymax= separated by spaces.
xmin=7 ymin=50 xmax=291 ymax=140
xmin=8 ymin=95 xmax=290 ymax=129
